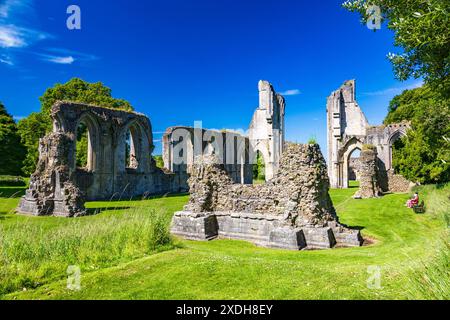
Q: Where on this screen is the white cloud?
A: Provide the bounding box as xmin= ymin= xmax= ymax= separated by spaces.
xmin=280 ymin=89 xmax=301 ymax=96
xmin=0 ymin=24 xmax=49 ymax=48
xmin=0 ymin=0 xmax=34 ymax=19
xmin=41 ymin=55 xmax=75 ymax=64
xmin=45 ymin=47 xmax=99 ymax=62
xmin=361 ymin=81 xmax=424 ymax=97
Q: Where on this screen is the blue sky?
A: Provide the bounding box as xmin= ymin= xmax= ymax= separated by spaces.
xmin=0 ymin=0 xmax=422 ymax=156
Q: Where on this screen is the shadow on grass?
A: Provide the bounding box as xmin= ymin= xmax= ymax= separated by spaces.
xmin=86 ymin=206 xmax=132 ymax=216
xmin=0 ymin=187 xmax=26 ymax=198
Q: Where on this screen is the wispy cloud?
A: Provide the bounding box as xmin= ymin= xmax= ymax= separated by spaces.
xmin=0 ymin=0 xmax=97 ymax=68
xmin=280 ymin=89 xmax=301 ymax=96
xmin=361 ymin=81 xmax=424 ymax=97
xmin=0 ymin=24 xmax=48 ymax=48
xmin=40 ymin=55 xmax=75 ymax=64
xmin=0 ymin=0 xmax=30 ymax=18
xmin=45 ymin=48 xmax=99 ymax=62
xmin=0 ymin=54 xmax=13 ymax=65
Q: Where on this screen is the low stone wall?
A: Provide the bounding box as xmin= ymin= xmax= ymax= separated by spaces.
xmin=171 ymin=143 xmax=363 ymax=250
xmin=387 ymin=170 xmax=413 ymax=193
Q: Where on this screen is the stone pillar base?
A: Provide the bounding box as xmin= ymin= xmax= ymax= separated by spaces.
xmin=171 ymin=211 xmax=363 ymax=250
xmin=171 ymin=211 xmax=219 ymax=241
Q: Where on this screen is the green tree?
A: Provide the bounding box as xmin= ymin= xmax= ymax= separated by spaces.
xmin=343 ymin=0 xmax=450 ymax=96
xmin=386 ymin=89 xmax=450 ymax=184
xmin=252 ymin=151 xmax=266 ymax=181
xmin=153 ymin=155 xmax=165 ymax=169
xmin=344 ymin=0 xmax=450 ymax=183
xmin=18 ymin=78 xmax=133 ymax=175
xmin=0 ymin=103 xmax=26 ymax=176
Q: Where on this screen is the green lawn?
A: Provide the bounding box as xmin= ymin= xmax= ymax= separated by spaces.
xmin=0 ymin=183 xmax=448 ymax=300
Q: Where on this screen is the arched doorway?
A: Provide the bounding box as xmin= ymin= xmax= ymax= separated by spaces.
xmin=252 ymin=150 xmax=267 ymax=184
xmin=339 ymin=138 xmax=364 ymax=189
xmin=388 ymin=130 xmax=407 ymax=172
xmin=74 ymin=113 xmax=100 ymax=172
xmin=347 ymin=148 xmax=361 ymax=188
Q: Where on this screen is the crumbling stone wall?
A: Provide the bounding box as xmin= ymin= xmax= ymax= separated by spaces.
xmin=163 ymin=80 xmax=285 ymax=187
xmin=354 ymin=147 xmax=382 ymax=199
xmin=327 ymin=80 xmax=412 ymax=191
xmin=172 ymin=143 xmax=363 ymax=250
xmin=18 ymin=102 xmax=183 ymax=217
xmin=162 ymin=126 xmax=253 ymax=190
xmin=348 ymin=158 xmax=361 ymax=181
xmin=18 ymin=132 xmax=86 ymax=217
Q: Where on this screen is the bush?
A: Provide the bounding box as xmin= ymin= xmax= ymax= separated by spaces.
xmin=0 ymin=176 xmax=26 ymax=186
xmin=0 ymin=208 xmax=174 ymax=296
xmin=308 ymin=136 xmax=317 ymax=144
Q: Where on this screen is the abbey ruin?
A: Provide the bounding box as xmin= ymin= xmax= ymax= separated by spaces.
xmin=18 ymin=79 xmax=418 ymax=250
xmin=171 ymin=143 xmax=363 ymax=250
xmin=327 ymin=80 xmax=412 ymax=193
xmin=18 ymin=80 xmax=286 ymax=217
xmin=162 ymin=80 xmax=285 ymax=188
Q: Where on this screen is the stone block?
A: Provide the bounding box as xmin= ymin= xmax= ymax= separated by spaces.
xmin=267 ymin=228 xmax=306 ymax=250
xmin=171 ymin=211 xmax=218 ymax=241
xmin=302 ymin=227 xmax=336 ymax=249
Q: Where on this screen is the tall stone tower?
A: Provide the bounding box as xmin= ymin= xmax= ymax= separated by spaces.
xmin=326 ymin=80 xmax=369 ymax=188
xmin=249 ymin=80 xmax=286 ymax=180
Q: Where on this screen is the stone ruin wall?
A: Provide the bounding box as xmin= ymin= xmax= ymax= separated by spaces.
xmin=162 ymin=126 xmax=253 ymax=191
xmin=171 ymin=143 xmax=363 ymax=250
xmin=18 ymin=102 xmax=183 ymax=217
xmin=327 ymin=80 xmax=413 ymax=192
xmin=162 ymin=80 xmax=286 ymax=187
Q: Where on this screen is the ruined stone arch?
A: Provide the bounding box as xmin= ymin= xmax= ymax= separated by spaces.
xmin=74 ymin=111 xmax=102 ymax=172
xmin=116 ymin=118 xmax=153 ymax=173
xmin=251 ymin=143 xmax=270 ymax=181
xmin=339 ymin=138 xmax=364 ymax=189
xmin=387 ymin=128 xmax=407 ymax=171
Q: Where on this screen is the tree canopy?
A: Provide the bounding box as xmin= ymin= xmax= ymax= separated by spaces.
xmin=343 ymin=0 xmax=450 ymax=97
xmin=385 ymin=87 xmax=449 ymax=184
xmin=0 ymin=103 xmax=26 ymax=176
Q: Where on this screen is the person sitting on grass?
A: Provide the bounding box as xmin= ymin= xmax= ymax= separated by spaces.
xmin=406 ymin=192 xmax=419 ymax=208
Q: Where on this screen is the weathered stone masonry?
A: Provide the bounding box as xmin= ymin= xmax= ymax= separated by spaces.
xmin=171 ymin=143 xmax=363 ymax=250
xmin=327 ymin=80 xmax=412 ymax=192
xmin=162 ymin=80 xmax=286 ymax=186
xmin=18 ymin=102 xmax=183 ymax=217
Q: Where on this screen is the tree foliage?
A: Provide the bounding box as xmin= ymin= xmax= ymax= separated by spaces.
xmin=17 ymin=78 xmax=133 ymax=175
xmin=0 ymin=103 xmax=26 ymax=176
xmin=344 ymin=1 xmax=450 ymax=183
xmin=343 ymin=0 xmax=450 ymax=96
xmin=386 ymin=87 xmax=450 ymax=184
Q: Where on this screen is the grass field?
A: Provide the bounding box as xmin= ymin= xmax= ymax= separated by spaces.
xmin=0 ymin=182 xmax=448 ymax=300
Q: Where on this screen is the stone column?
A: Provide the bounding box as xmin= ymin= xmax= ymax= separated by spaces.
xmin=354 ymin=147 xmax=382 ymax=199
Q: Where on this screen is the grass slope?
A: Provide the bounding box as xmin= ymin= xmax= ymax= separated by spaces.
xmin=0 ymin=183 xmax=448 ymax=300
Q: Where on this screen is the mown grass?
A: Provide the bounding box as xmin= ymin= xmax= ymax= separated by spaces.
xmin=0 ymin=183 xmax=448 ymax=300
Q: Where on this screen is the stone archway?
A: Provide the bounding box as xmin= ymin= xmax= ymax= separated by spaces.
xmin=116 ymin=119 xmax=153 ymax=173
xmin=387 ymin=129 xmax=407 ymax=171
xmin=339 ymin=138 xmax=364 ymax=189
xmin=74 ymin=112 xmax=101 ymax=172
